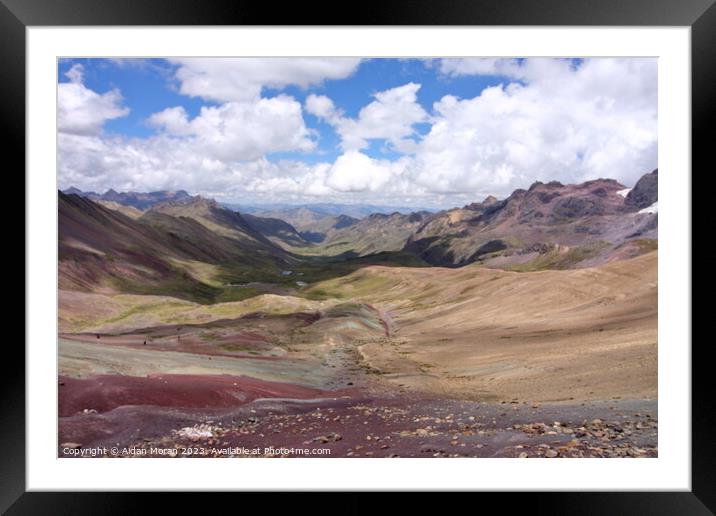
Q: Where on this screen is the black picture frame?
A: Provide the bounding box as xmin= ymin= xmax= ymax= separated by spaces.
xmin=5 ymin=0 xmax=713 ymax=511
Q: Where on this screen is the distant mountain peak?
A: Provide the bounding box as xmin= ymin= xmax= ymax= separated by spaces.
xmin=62 ymin=186 xmax=85 ymax=195
xmin=150 ymin=195 xmax=221 ymax=215
xmin=190 ymin=195 xmax=218 ymax=208
xmin=624 ymin=168 xmax=658 ymax=211
xmin=62 ymin=188 xmax=199 ymax=211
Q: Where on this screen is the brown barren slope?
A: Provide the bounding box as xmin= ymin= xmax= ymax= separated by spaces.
xmin=308 ymin=251 xmax=657 ymax=402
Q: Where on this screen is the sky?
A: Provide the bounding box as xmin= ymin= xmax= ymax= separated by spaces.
xmin=57 ymin=57 xmax=657 ymax=209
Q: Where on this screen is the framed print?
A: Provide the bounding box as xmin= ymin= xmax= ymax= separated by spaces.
xmin=5 ymin=0 xmax=714 ymax=510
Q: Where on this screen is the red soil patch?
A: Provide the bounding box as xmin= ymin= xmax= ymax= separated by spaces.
xmin=58 ymin=374 xmax=325 ymax=417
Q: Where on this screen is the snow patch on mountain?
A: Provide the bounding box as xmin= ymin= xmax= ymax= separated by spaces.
xmin=638 ymin=201 xmax=658 ymax=214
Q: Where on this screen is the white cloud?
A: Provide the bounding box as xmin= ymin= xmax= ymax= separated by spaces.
xmin=146 ymin=106 xmax=193 ymax=135
xmin=305 ymin=94 xmax=336 ymax=119
xmin=310 ymin=83 xmax=429 ymax=153
xmin=148 ymin=95 xmax=316 ymax=162
xmin=58 ymin=131 xmax=426 ymax=206
xmin=414 ymin=58 xmax=658 ymax=192
xmin=242 ymin=152 xmax=419 ymax=202
xmin=326 ymin=151 xmax=398 ymax=192
xmin=170 ymin=58 xmax=362 ymax=102
xmin=64 ymin=63 xmax=85 ymax=83
xmin=58 ymin=64 xmax=129 ymax=136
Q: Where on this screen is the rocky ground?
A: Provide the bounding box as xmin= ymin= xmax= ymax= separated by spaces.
xmin=60 ymin=393 xmax=657 ymax=458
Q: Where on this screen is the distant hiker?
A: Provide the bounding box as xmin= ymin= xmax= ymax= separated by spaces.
xmin=143 ymin=340 xmax=146 ymax=346
xmin=96 ymin=334 xmax=100 ymax=339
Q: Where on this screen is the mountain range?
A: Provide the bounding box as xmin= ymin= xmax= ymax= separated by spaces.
xmin=226 ymin=202 xmax=434 ymax=219
xmin=247 ymin=206 xmax=360 ymax=244
xmin=58 ymin=191 xmax=294 ymax=303
xmin=64 ymin=187 xmax=192 ymax=210
xmin=60 ymin=168 xmax=657 ymax=300
xmin=405 ymin=170 xmax=658 ymax=269
xmin=313 ymin=211 xmax=433 ymax=256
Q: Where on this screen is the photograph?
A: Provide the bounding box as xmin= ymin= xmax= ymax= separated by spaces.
xmin=56 ymin=56 xmax=659 ymax=459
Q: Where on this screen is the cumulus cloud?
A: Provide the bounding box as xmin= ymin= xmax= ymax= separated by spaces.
xmin=326 ymin=151 xmax=400 ymax=192
xmin=305 ymin=94 xmax=336 ymax=119
xmin=418 ymin=58 xmax=658 ymax=192
xmin=147 ymin=95 xmax=316 ymax=161
xmin=58 ymin=64 xmax=129 ymax=135
xmin=170 ymin=58 xmax=362 ymax=102
xmin=309 ymin=83 xmax=429 ymax=153
xmin=146 ymin=106 xmax=193 ymax=135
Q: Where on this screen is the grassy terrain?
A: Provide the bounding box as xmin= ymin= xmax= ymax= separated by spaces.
xmin=627 ymin=238 xmax=658 ymax=253
xmin=504 ymin=241 xmax=610 ymax=272
xmin=305 ymin=271 xmax=397 ymax=301
xmin=119 ymin=250 xmax=429 ymax=305
xmin=62 ymin=249 xmax=428 ymax=332
xmin=59 ymin=290 xmax=330 ymax=334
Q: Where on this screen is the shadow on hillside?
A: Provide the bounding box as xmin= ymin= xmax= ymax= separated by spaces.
xmin=115 ymin=250 xmax=430 ymax=305
xmin=211 ymin=250 xmax=431 ymax=304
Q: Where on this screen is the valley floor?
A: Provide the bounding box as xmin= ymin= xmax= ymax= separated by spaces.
xmin=58 ymin=252 xmax=658 ymax=458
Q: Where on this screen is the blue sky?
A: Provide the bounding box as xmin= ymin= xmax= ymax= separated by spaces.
xmin=57 ymin=57 xmax=657 ymax=208
xmin=58 ymin=58 xmax=508 ymax=162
